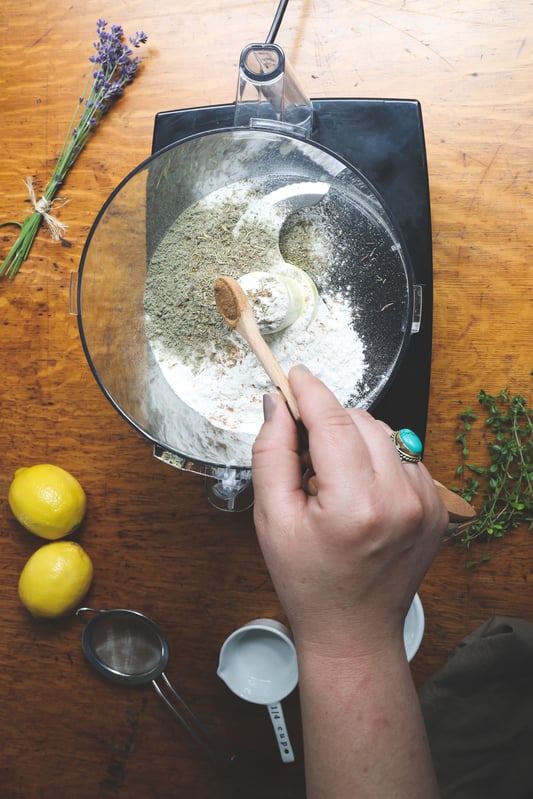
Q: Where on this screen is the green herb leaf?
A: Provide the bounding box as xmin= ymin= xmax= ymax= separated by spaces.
xmin=450 ymin=376 xmax=533 ymax=561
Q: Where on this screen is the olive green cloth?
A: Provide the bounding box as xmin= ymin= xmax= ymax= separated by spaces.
xmin=419 ymin=616 xmax=533 ymax=799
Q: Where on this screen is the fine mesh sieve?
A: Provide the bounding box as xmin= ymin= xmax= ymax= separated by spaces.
xmin=77 ymin=608 xmax=234 ymax=766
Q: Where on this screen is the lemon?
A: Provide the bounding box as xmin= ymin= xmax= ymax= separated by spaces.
xmin=18 ymin=541 xmax=93 ymax=618
xmin=8 ymin=463 xmax=87 ymax=540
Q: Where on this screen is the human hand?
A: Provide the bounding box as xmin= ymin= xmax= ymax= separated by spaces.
xmin=252 ymin=365 xmax=448 ymax=660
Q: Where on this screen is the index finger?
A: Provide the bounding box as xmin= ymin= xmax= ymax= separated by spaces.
xmin=252 ymin=392 xmax=303 ymax=514
xmin=288 ymin=366 xmax=376 ymax=501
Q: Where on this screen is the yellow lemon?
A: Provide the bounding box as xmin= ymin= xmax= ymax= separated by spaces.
xmin=18 ymin=541 xmax=93 ymax=618
xmin=8 ymin=463 xmax=87 ymax=540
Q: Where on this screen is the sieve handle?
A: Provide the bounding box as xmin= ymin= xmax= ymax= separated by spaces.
xmin=152 ymin=672 xmax=236 ymax=768
xmin=76 ymin=606 xmax=106 ymax=623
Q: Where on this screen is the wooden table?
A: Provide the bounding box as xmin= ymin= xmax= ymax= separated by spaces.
xmin=0 ymin=2 xmax=531 ymax=796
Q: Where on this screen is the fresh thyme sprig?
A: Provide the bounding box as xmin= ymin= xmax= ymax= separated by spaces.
xmin=0 ymin=19 xmax=148 ymax=280
xmin=451 ymin=379 xmax=533 ymax=562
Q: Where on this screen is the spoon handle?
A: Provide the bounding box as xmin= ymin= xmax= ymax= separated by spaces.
xmin=234 ymin=313 xmax=301 ymax=421
xmin=433 ymin=480 xmax=476 ymax=523
xmin=306 ymin=472 xmax=475 ymax=521
xmin=214 ymin=275 xmax=301 ymax=420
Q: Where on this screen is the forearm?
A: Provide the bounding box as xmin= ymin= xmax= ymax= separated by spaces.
xmin=297 ymin=641 xmax=439 ymax=799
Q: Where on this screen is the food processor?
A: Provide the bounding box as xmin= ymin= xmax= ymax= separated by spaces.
xmin=74 ymin=1 xmax=432 ymax=511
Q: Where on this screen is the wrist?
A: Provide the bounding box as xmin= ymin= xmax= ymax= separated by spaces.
xmin=292 ymin=613 xmax=408 ymax=666
xmin=295 ymin=633 xmax=436 ymax=799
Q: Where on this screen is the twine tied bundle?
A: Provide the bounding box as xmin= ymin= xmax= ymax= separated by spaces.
xmin=24 ymin=177 xmax=68 ymax=242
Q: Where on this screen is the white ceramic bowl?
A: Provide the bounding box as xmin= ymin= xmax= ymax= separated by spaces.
xmin=403 ymin=593 xmax=425 ymax=662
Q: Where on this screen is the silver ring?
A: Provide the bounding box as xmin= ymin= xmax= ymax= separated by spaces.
xmin=391 ymin=429 xmax=423 ymax=463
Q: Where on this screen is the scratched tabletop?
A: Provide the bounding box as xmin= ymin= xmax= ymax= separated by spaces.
xmin=0 ymin=2 xmax=532 ymax=797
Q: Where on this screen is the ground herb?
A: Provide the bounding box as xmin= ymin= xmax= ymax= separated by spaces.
xmin=143 ymin=183 xmax=332 ymax=371
xmin=451 ymin=377 xmax=533 ymax=565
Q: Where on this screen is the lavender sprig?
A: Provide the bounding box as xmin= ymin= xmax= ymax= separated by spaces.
xmin=0 ymin=20 xmax=148 ymax=279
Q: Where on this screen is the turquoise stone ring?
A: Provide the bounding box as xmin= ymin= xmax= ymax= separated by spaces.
xmin=391 ymin=429 xmax=423 ymax=463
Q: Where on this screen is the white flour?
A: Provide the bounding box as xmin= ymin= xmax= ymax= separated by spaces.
xmin=152 ymin=293 xmax=364 ymax=430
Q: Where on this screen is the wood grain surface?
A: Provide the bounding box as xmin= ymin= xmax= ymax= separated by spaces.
xmin=0 ymin=2 xmax=531 ymax=797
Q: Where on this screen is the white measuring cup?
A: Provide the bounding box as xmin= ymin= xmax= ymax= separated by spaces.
xmin=217 ymin=598 xmax=424 ymax=764
xmin=217 ymin=619 xmax=298 ymax=763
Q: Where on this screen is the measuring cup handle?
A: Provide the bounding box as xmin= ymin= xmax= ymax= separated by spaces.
xmin=267 ymin=703 xmax=295 ymax=763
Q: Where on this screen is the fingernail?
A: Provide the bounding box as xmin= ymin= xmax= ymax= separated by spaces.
xmin=263 ymin=394 xmax=276 ymax=421
xmin=292 ymin=363 xmax=310 ymax=374
xmin=263 ymin=394 xmax=276 ymax=422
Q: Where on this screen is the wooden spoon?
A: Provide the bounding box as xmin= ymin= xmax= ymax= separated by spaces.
xmin=214 ymin=275 xmax=301 ymax=420
xmin=433 ymin=481 xmax=476 ymax=523
xmin=213 ymin=275 xmax=476 ymax=522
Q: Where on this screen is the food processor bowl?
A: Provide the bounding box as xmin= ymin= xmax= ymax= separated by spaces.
xmin=75 ymin=127 xmax=416 ymax=509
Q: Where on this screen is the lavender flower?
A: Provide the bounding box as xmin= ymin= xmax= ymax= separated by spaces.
xmin=0 ymin=20 xmax=148 ymax=279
